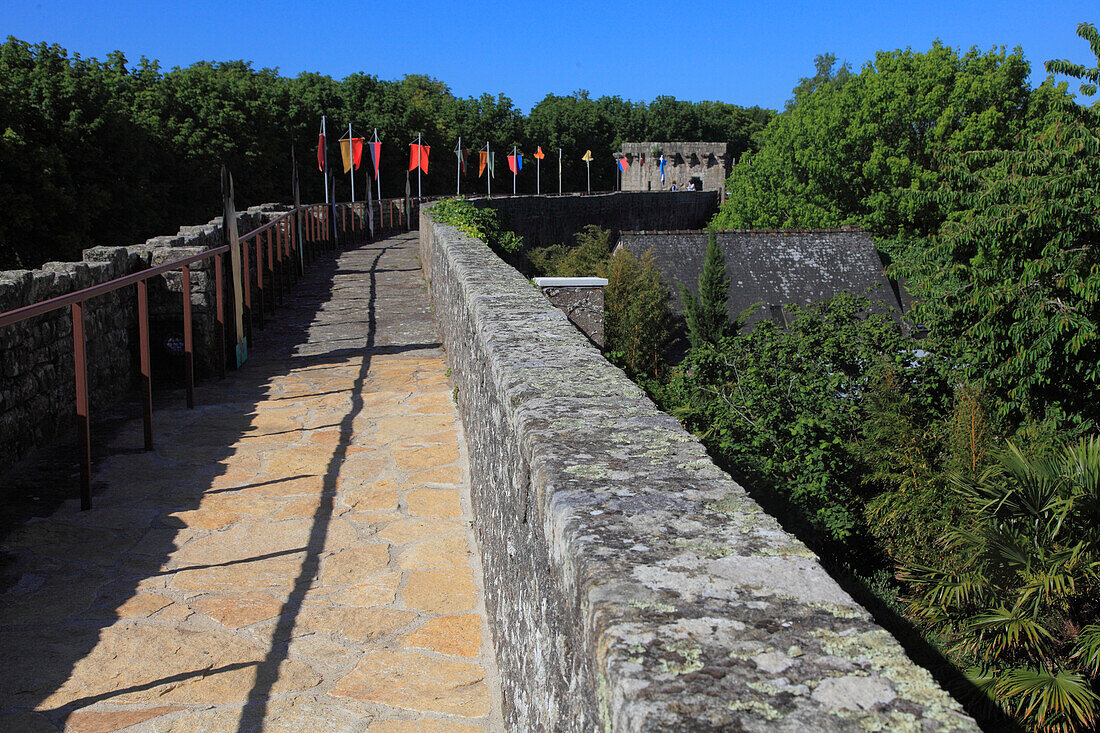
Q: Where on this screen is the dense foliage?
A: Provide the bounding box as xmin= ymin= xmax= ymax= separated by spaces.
xmin=712 ymin=43 xmax=1035 ymax=238
xmin=430 ymin=198 xmax=523 ymax=256
xmin=903 ymin=438 xmax=1100 ymax=733
xmin=0 ymin=36 xmax=773 ymax=269
xmin=660 ymin=294 xmax=913 ymax=545
xmin=688 ymin=30 xmax=1100 ymax=733
xmin=528 ymin=225 xmax=672 ymax=378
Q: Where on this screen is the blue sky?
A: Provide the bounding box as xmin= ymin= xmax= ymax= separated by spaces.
xmin=5 ymin=0 xmax=1097 ymax=111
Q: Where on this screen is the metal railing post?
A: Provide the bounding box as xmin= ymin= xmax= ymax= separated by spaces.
xmin=71 ymin=301 xmax=92 ymax=510
xmin=215 ymin=253 xmax=226 ymax=379
xmin=136 ymin=279 xmax=153 ymax=451
xmin=182 ymin=265 xmax=195 ymax=409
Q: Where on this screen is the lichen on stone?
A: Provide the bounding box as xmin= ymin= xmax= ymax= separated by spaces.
xmin=657 ymin=639 xmax=704 ymax=676
xmin=629 ymin=599 xmax=676 ymax=614
xmin=728 ymin=699 xmax=780 ymax=721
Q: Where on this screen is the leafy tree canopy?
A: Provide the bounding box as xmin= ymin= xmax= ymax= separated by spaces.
xmin=712 ymin=42 xmax=1034 ymax=237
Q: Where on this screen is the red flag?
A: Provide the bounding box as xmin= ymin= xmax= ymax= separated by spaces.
xmin=352 ymin=137 xmax=363 ymax=170
xmin=507 ymin=154 xmax=518 ymax=175
xmin=317 ymin=134 xmax=325 ymax=172
xmin=370 ymin=140 xmax=381 ymax=176
xmin=409 ymin=143 xmax=431 ymax=173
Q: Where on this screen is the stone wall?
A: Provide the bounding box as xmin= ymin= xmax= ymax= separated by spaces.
xmin=0 ymin=205 xmax=283 ymax=477
xmin=533 ymin=278 xmax=606 ymax=347
xmin=619 ymin=142 xmax=732 ymax=192
xmin=470 ymin=191 xmax=718 ymax=248
xmin=419 ymin=206 xmax=977 ymax=731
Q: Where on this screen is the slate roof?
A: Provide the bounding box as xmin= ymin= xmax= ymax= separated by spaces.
xmin=615 ymin=229 xmax=907 ymax=328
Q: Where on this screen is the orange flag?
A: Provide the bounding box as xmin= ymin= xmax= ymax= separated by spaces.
xmin=533 ymin=146 xmax=545 ymax=160
xmin=478 ymin=150 xmax=487 ymax=177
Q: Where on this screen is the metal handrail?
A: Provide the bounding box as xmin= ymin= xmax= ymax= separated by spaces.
xmin=0 ymin=196 xmax=410 ymax=510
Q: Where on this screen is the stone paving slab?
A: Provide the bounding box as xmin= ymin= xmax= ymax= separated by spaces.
xmin=0 ymin=233 xmax=503 ymax=732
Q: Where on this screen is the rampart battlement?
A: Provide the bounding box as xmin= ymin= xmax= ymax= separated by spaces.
xmin=419 ymin=204 xmax=977 ymax=730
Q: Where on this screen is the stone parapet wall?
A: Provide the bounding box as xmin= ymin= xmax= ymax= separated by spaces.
xmin=0 ymin=205 xmax=283 ymax=477
xmin=420 ymin=206 xmax=977 ymax=731
xmin=469 ymin=191 xmax=718 ymax=248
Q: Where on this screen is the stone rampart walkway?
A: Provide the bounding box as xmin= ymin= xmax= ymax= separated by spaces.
xmin=0 ymin=232 xmax=503 ymax=732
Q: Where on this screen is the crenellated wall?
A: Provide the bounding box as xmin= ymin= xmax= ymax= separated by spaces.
xmin=420 ymin=205 xmax=978 ymax=731
xmin=0 ymin=205 xmax=285 ymax=477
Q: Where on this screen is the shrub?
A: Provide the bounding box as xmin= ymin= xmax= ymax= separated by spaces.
xmin=604 ymin=247 xmax=672 ymax=378
xmin=430 ymin=197 xmax=524 ymax=256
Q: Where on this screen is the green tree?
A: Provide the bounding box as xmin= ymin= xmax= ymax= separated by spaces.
xmin=660 ymin=293 xmax=911 ymax=545
xmin=712 ymin=43 xmax=1033 ymax=237
xmin=785 ymin=53 xmax=851 ymax=110
xmin=1046 ymin=23 xmax=1100 ymax=105
xmin=902 ymin=437 xmax=1100 ymax=733
xmin=899 ymin=82 xmax=1100 ymax=427
xmin=680 ymin=230 xmax=731 ymax=349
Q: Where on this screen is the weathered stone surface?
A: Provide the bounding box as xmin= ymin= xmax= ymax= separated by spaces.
xmin=0 ymin=207 xmax=284 ymax=477
xmin=367 ymin=720 xmax=482 ymax=733
xmin=402 ymin=568 xmax=477 ymax=615
xmin=330 ymin=572 xmax=402 ymax=607
xmin=378 ymin=518 xmax=463 ymax=545
xmin=331 ymin=649 xmax=490 ymax=718
xmin=406 ymin=488 xmax=464 ymax=518
xmin=420 ymin=208 xmax=977 ymax=731
xmin=299 ymin=604 xmax=417 ymax=643
xmin=114 ymin=593 xmax=173 ymax=619
xmin=469 ymin=189 xmax=718 ymax=248
xmin=193 ymin=592 xmax=284 ymax=629
xmin=319 ymin=544 xmax=391 ymax=586
xmin=397 ymin=534 xmax=470 ymax=570
xmin=399 ymin=614 xmax=483 ymax=658
xmin=39 ymin=624 xmax=322 ymax=707
xmin=64 ymin=705 xmax=185 ymax=733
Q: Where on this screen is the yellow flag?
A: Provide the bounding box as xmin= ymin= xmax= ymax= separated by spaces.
xmin=581 ymin=150 xmax=593 ymax=162
xmin=339 ymin=138 xmax=353 ymax=174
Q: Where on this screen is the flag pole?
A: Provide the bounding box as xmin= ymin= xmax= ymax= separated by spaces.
xmin=322 ymin=115 xmax=329 ymax=205
xmin=417 ymin=132 xmax=422 ymax=200
xmin=373 ymin=128 xmax=381 ymax=204
xmin=537 ymin=151 xmax=541 ymax=195
xmin=558 ymin=148 xmax=562 ymax=195
xmin=348 ymin=123 xmax=355 ymax=204
xmin=586 ymin=158 xmax=591 ymax=194
xmin=456 ymin=136 xmax=461 ymax=196
xmin=486 ymin=142 xmax=491 ymax=198
xmin=512 ymin=145 xmax=517 ymax=195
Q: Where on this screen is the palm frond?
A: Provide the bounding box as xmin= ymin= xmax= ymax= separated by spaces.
xmin=967 ymin=607 xmax=1054 ymax=659
xmin=994 ymin=666 xmax=1099 ymax=732
xmin=1071 ymin=624 xmax=1100 ymax=676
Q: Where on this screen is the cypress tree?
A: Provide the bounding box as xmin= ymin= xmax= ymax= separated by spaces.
xmin=680 ymin=230 xmax=731 ymax=349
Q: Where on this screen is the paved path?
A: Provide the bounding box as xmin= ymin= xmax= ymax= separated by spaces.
xmin=0 ymin=232 xmax=503 ymax=732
